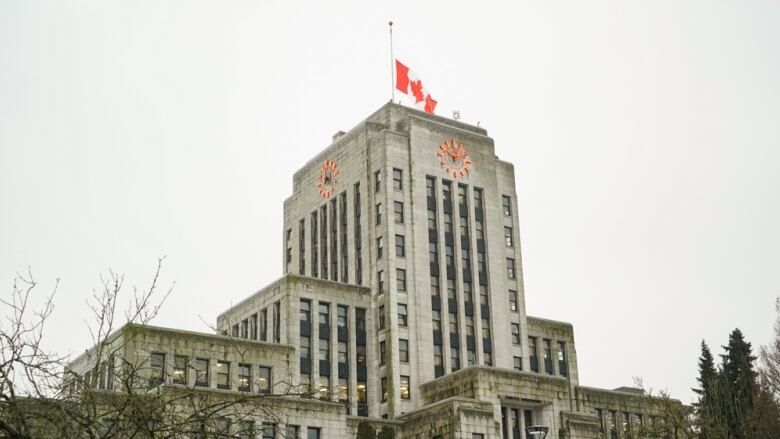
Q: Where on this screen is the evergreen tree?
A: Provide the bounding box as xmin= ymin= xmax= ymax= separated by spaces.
xmin=720 ymin=328 xmax=757 ymax=439
xmin=693 ymin=341 xmax=721 ymax=438
xmin=356 ymin=421 xmax=376 ymax=439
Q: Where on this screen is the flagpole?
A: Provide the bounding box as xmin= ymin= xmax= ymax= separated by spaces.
xmin=389 ymin=21 xmax=394 ymax=101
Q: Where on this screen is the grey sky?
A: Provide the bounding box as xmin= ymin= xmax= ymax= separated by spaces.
xmin=1 ymin=0 xmax=778 ymax=404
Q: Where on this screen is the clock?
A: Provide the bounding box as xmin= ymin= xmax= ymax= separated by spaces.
xmin=437 ymin=139 xmax=472 ymax=178
xmin=316 ymin=159 xmax=339 ymax=198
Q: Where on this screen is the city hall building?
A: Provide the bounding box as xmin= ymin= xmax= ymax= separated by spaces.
xmin=70 ymin=102 xmax=672 ymax=438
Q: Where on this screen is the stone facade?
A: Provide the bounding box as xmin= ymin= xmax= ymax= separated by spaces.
xmin=69 ymin=102 xmax=678 ymax=438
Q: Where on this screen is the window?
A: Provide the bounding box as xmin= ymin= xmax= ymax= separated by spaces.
xmin=380 ymin=341 xmax=386 ymax=364
xmin=434 ymin=345 xmax=443 ymax=374
xmin=376 ymin=236 xmax=383 ymax=259
xmin=468 ymin=350 xmax=476 ymax=366
xmin=299 ymin=219 xmax=306 ymax=275
xmin=258 ymin=366 xmax=271 ymax=394
xmin=451 ymin=347 xmax=460 ymax=371
xmin=299 ymin=374 xmax=311 ymax=396
xmin=509 ymin=290 xmax=518 ymax=311
xmin=273 ymin=301 xmax=281 ymax=343
xmin=430 ymin=275 xmax=440 ymax=297
xmin=300 ymin=300 xmax=311 ymax=322
xmin=392 ymin=168 xmax=403 ymax=190
xmin=149 ymin=352 xmax=165 ymax=387
xmin=511 ymin=323 xmax=521 ymax=345
xmin=480 ymin=285 xmax=489 ymax=305
xmin=307 ymin=427 xmax=321 ymax=439
xmin=232 ymin=324 xmax=239 ymax=337
xmin=319 ymin=302 xmax=329 ymax=327
xmin=173 ymin=355 xmax=187 ymax=385
xmin=338 ymin=341 xmax=348 ymax=364
xmin=514 ymin=356 xmax=523 ymax=371
xmin=260 ymin=308 xmax=268 ymax=341
xmin=399 ymin=339 xmax=409 ymax=363
xmin=319 ymin=338 xmax=329 ymax=361
xmin=216 ymin=361 xmax=230 ymax=389
xmin=319 ymin=375 xmax=329 ymax=400
xmin=504 ymin=226 xmax=513 ymax=247
xmin=374 ymin=170 xmax=381 ymax=193
xmin=238 ymin=363 xmax=251 ymax=391
xmin=337 ymin=305 xmax=347 ymax=329
xmin=398 ymin=303 xmax=408 ymax=326
xmin=378 ymin=305 xmax=385 ymax=329
xmin=250 ymin=313 xmax=258 ymax=340
xmin=466 ymin=315 xmax=474 ymax=336
xmin=394 ymin=201 xmax=404 ymax=223
xmin=529 ymin=337 xmax=538 ymax=372
xmin=378 ymin=270 xmax=384 ymax=293
xmin=449 ymin=311 xmax=458 ymax=334
xmin=375 ymin=203 xmax=382 ymax=225
xmin=483 ymin=351 xmax=492 ymax=366
xmin=400 ymin=375 xmax=410 ymax=399
xmin=395 ymin=234 xmax=405 ymax=257
xmin=238 ymin=420 xmax=255 ymax=439
xmin=502 ymin=195 xmax=512 ymax=216
xmin=194 ymin=358 xmax=209 ymax=387
xmin=506 ymin=258 xmax=516 ymax=279
xmin=215 ymin=417 xmax=231 ymax=437
xmin=432 ymin=310 xmax=441 ymax=331
xmin=396 ymin=268 xmax=406 ymax=292
xmin=381 ymin=377 xmax=388 ymax=402
xmin=544 ymin=339 xmax=553 ymax=374
xmin=558 ymin=341 xmax=568 ymax=377
xmin=263 ymin=422 xmax=276 ymax=439
xmin=481 ymin=319 xmax=491 ymax=339
xmin=338 ymin=378 xmax=348 ymax=402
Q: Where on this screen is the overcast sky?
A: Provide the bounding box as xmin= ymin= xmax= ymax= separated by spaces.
xmin=1 ymin=0 xmax=778 ymax=404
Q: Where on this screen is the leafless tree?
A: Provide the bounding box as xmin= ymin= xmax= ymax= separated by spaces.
xmin=631 ymin=377 xmax=694 ymax=439
xmin=0 ymin=259 xmax=306 ymax=438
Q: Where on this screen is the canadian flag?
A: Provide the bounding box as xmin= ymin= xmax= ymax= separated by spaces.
xmin=395 ymin=59 xmax=438 ymax=114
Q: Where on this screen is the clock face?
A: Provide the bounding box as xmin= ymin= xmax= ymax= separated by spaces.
xmin=437 ymin=139 xmax=472 ymax=178
xmin=316 ymin=160 xmax=339 ymax=198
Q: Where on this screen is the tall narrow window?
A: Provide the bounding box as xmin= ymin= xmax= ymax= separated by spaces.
xmin=504 ymin=226 xmax=513 ymax=247
xmin=376 ymin=236 xmax=383 ymax=259
xmin=194 ymin=358 xmax=209 ymax=387
xmin=543 ymin=339 xmax=553 ymax=374
xmin=311 ymin=211 xmax=319 ymax=277
xmin=375 ymin=203 xmax=382 ymax=225
xmin=528 ymin=337 xmax=539 ymax=373
xmin=392 ymin=168 xmax=403 ymax=190
xmin=260 ymin=308 xmax=268 ymax=341
xmin=378 ymin=305 xmax=385 ymax=329
xmin=381 ymin=377 xmax=388 ymax=402
xmin=340 ymin=191 xmax=349 ymax=283
xmin=354 ymin=182 xmax=362 ymax=285
xmin=396 ymin=269 xmax=406 ymax=292
xmin=451 ymin=347 xmax=460 ymax=372
xmin=258 ymin=366 xmax=271 ymax=394
xmin=434 ymin=345 xmax=444 ymax=377
xmin=400 ymin=375 xmax=410 ymax=399
xmin=509 ymin=290 xmax=518 ymax=311
xmin=513 ymin=356 xmax=523 ymax=371
xmin=251 ymin=313 xmax=258 ymax=340
xmin=374 ymin=170 xmax=381 ymax=193
xmin=149 ymin=352 xmax=165 ymax=388
xmin=299 ymin=219 xmax=306 ymax=276
xmin=558 ymin=341 xmax=568 ymax=377
xmin=395 ymin=234 xmax=405 ymax=257
xmin=173 ymin=355 xmax=187 ymax=385
xmin=216 ymin=361 xmax=230 ymax=390
xmin=398 ymin=303 xmax=408 ymax=326
xmin=380 ymin=341 xmax=386 ymax=364
xmin=506 ymin=258 xmax=516 ymax=279
xmin=394 ymin=201 xmax=404 ymax=223
xmin=330 ymin=198 xmax=338 ymax=281
xmin=321 ymin=205 xmax=328 ymax=279
xmin=238 ymin=364 xmax=251 ymax=392
xmin=286 ymin=228 xmax=292 ymax=271
xmin=273 ymin=301 xmax=281 ymax=343
xmin=399 ymin=339 xmax=409 ymax=363
xmin=511 ymin=323 xmax=521 ymax=344
xmin=502 ymin=195 xmax=512 ymax=216
xmin=378 ymin=270 xmax=384 ymax=294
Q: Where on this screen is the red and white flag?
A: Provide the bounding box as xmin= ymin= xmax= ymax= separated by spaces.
xmin=395 ymin=59 xmax=438 ymax=114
